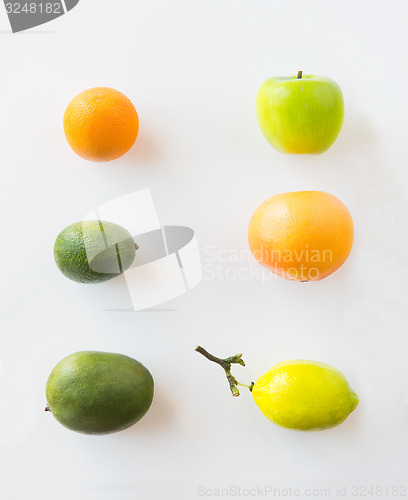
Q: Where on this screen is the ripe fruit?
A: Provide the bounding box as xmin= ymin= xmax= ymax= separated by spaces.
xmin=256 ymin=71 xmax=344 ymax=154
xmin=195 ymin=347 xmax=358 ymax=432
xmin=248 ymin=190 xmax=354 ymax=281
xmin=63 ymin=87 xmax=139 ymax=162
xmin=252 ymin=360 xmax=359 ymax=431
xmin=45 ymin=351 xmax=154 ymax=435
xmin=54 ymin=220 xmax=136 ymax=284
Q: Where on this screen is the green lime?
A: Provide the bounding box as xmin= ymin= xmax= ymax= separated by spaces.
xmin=54 ymin=220 xmax=136 ymax=284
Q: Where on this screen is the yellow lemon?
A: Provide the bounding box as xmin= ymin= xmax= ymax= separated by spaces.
xmin=252 ymin=360 xmax=359 ymax=431
xmin=196 ymin=347 xmax=359 ymax=432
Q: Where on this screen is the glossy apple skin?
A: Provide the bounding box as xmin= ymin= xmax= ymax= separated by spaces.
xmin=256 ymin=74 xmax=344 ymax=155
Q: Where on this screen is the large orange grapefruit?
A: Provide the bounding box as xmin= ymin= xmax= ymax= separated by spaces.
xmin=248 ymin=191 xmax=354 ymax=281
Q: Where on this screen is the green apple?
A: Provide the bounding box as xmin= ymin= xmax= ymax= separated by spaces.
xmin=256 ymin=71 xmax=344 ymax=155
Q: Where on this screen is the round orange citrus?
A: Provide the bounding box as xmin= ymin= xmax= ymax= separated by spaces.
xmin=63 ymin=87 xmax=139 ymax=162
xmin=248 ymin=191 xmax=354 ymax=281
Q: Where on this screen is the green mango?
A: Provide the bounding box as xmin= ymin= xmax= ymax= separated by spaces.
xmin=54 ymin=220 xmax=136 ymax=284
xmin=46 ymin=351 xmax=154 ymax=435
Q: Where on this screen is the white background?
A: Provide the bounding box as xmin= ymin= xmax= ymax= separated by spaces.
xmin=1 ymin=1 xmax=408 ymax=499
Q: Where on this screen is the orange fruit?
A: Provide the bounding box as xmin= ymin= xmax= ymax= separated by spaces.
xmin=63 ymin=87 xmax=139 ymax=162
xmin=248 ymin=191 xmax=354 ymax=281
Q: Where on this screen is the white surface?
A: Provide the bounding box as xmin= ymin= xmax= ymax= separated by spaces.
xmin=125 ymin=253 xmax=187 ymax=311
xmin=0 ymin=1 xmax=408 ymax=499
xmin=84 ymin=189 xmax=161 ymax=235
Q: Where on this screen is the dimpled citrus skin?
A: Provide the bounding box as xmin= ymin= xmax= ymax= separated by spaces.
xmin=54 ymin=220 xmax=136 ymax=284
xmin=63 ymin=87 xmax=139 ymax=162
xmin=252 ymin=360 xmax=359 ymax=431
xmin=248 ymin=191 xmax=354 ymax=281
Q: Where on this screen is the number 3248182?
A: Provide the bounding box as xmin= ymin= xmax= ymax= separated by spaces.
xmin=5 ymin=3 xmax=62 ymax=14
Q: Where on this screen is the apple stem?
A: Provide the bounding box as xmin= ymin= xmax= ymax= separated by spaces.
xmin=297 ymin=70 xmax=303 ymax=79
xmin=44 ymin=405 xmax=51 ymax=412
xmin=195 ymin=345 xmax=253 ymax=397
